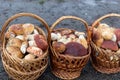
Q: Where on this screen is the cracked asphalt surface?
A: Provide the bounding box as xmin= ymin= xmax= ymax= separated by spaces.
xmin=1 ymin=0 xmax=120 ymax=80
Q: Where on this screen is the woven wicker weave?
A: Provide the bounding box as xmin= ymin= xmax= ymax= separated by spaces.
xmin=90 ymin=13 xmax=120 ymax=74
xmin=0 ymin=13 xmax=50 ymax=80
xmin=50 ymin=16 xmax=91 ymax=79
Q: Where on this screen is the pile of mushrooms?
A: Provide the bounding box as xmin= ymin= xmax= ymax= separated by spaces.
xmin=5 ymin=23 xmax=48 ymax=60
xmin=92 ymin=23 xmax=120 ymax=61
xmin=51 ymin=29 xmax=88 ymax=57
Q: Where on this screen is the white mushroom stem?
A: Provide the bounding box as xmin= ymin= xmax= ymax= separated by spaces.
xmin=74 ymin=31 xmax=85 ymax=37
xmin=26 ymin=34 xmax=35 ymax=41
xmin=69 ymin=34 xmax=76 ymax=39
xmin=111 ymin=34 xmax=117 ymax=42
xmin=16 ymin=35 xmax=24 ymax=41
xmin=79 ymin=35 xmax=88 ymax=48
xmin=33 ymin=29 xmax=39 ymax=34
xmin=51 ymin=33 xmax=58 ymax=40
xmin=24 ymin=54 xmax=35 ymax=60
xmin=20 ymin=42 xmax=28 ymax=54
xmin=27 ymin=46 xmax=43 ymax=57
xmin=110 ymin=56 xmax=113 ymax=61
xmin=58 ymin=38 xmax=72 ymax=44
xmin=28 ymin=40 xmax=37 ymax=46
xmin=51 ymin=33 xmax=61 ymax=41
xmin=56 ymin=33 xmax=62 ymax=40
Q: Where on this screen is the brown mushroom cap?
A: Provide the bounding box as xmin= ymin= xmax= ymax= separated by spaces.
xmin=22 ymin=23 xmax=34 ymax=34
xmin=92 ymin=29 xmax=103 ymax=47
xmin=101 ymin=40 xmax=118 ymax=51
xmin=27 ymin=46 xmax=43 ymax=57
xmin=9 ymin=24 xmax=24 ymax=35
xmin=63 ymin=42 xmax=87 ymax=57
xmin=34 ymin=34 xmax=48 ymax=51
xmin=6 ymin=46 xmax=24 ymax=58
xmin=7 ymin=38 xmax=22 ymax=48
xmin=52 ymin=42 xmax=66 ymax=53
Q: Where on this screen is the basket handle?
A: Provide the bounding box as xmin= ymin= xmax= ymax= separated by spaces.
xmin=92 ymin=13 xmax=120 ymax=28
xmin=50 ymin=16 xmax=90 ymax=57
xmin=0 ymin=13 xmax=50 ymax=46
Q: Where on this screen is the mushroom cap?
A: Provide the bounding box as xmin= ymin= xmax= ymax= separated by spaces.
xmin=101 ymin=40 xmax=118 ymax=51
xmin=63 ymin=42 xmax=87 ymax=57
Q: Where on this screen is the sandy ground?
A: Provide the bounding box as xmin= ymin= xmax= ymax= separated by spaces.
xmin=0 ymin=0 xmax=120 ymax=80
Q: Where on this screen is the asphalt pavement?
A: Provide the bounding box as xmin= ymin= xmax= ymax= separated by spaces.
xmin=0 ymin=0 xmax=120 ymax=80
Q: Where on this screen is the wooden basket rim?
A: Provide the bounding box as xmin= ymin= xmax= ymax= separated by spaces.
xmin=0 ymin=12 xmax=50 ymax=46
xmin=92 ymin=13 xmax=120 ymax=28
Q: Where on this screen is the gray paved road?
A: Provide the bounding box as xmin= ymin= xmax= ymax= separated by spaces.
xmin=1 ymin=0 xmax=120 ymax=80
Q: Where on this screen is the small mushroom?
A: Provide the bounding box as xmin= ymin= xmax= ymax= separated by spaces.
xmin=27 ymin=46 xmax=43 ymax=57
xmin=52 ymin=42 xmax=66 ymax=53
xmin=24 ymin=53 xmax=36 ymax=60
xmin=8 ymin=38 xmax=22 ymax=48
xmin=6 ymin=46 xmax=24 ymax=58
xmin=22 ymin=23 xmax=34 ymax=34
xmin=9 ymin=24 xmax=24 ymax=35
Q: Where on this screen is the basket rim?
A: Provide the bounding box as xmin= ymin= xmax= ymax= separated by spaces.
xmin=92 ymin=13 xmax=120 ymax=28
xmin=0 ymin=12 xmax=50 ymax=45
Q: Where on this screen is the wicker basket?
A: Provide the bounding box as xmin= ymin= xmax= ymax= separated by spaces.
xmin=50 ymin=16 xmax=91 ymax=79
xmin=0 ymin=13 xmax=50 ymax=80
xmin=90 ymin=13 xmax=120 ymax=74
